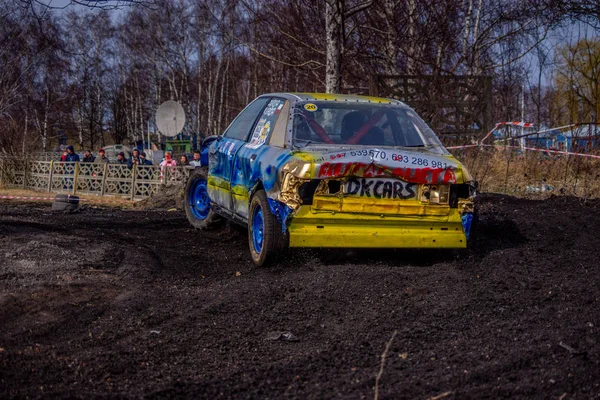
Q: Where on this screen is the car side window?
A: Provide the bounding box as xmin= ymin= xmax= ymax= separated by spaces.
xmin=246 ymin=98 xmax=286 ymax=148
xmin=223 ymin=97 xmax=269 ymax=141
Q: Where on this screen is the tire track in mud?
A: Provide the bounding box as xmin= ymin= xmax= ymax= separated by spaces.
xmin=1 ymin=196 xmax=600 ymax=399
xmin=0 ymin=220 xmax=69 ymax=235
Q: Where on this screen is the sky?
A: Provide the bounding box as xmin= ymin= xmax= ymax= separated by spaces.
xmin=36 ymin=0 xmax=599 ymax=92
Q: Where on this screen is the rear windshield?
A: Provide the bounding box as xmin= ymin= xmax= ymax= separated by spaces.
xmin=292 ymin=101 xmax=447 ymax=153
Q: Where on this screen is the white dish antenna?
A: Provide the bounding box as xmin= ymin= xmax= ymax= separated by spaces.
xmin=156 ymin=101 xmax=186 ymax=137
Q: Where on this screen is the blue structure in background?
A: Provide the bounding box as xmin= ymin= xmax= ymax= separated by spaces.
xmin=524 ymin=129 xmax=562 ymax=149
xmin=521 ymin=125 xmax=600 ymax=152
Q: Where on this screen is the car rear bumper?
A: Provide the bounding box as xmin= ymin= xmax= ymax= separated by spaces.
xmin=287 ymin=206 xmax=467 ymax=248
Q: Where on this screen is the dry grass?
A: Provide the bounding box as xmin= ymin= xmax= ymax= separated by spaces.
xmin=4 ymin=149 xmax=600 ymax=205
xmin=451 ymin=146 xmax=600 ymax=199
xmin=0 ymin=187 xmax=135 ymax=208
xmin=0 ymin=187 xmax=57 ymax=200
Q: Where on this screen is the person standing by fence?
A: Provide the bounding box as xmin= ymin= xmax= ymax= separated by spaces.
xmin=179 ymin=154 xmax=190 ymax=166
xmin=83 ymin=150 xmax=95 ymax=162
xmin=189 ymin=150 xmax=201 ymax=167
xmin=63 ymin=145 xmax=79 ymax=189
xmin=128 ymin=149 xmax=141 ymax=169
xmin=160 ymin=151 xmax=177 ymax=181
xmin=140 ymin=152 xmax=152 ymax=165
xmin=95 ymin=148 xmax=110 ymax=163
xmin=65 ymin=146 xmax=80 ymax=162
xmin=116 ymin=152 xmax=127 ymax=164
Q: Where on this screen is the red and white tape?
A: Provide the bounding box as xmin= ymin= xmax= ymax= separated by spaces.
xmin=498 ymin=121 xmax=534 ymax=127
xmin=446 ymin=143 xmax=600 ymax=159
xmin=446 ymin=144 xmax=481 ymax=149
xmin=0 ymin=195 xmax=55 ymax=201
xmin=479 ymin=121 xmax=535 ymax=144
xmin=517 ymin=145 xmax=600 ymax=159
xmin=0 ymin=195 xmax=134 ymax=205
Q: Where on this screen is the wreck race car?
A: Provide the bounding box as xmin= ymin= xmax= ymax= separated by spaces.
xmin=184 ymin=93 xmax=477 ymax=266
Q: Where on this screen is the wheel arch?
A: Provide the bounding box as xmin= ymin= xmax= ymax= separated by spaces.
xmin=249 ymin=180 xmax=265 ymax=203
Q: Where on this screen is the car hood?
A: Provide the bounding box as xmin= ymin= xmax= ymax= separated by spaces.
xmin=285 ymin=147 xmax=472 ymax=185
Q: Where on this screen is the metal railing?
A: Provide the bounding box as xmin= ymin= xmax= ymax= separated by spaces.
xmin=0 ymin=160 xmax=190 ymax=200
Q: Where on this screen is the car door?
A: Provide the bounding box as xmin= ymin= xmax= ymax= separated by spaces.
xmin=230 ymin=97 xmax=288 ymax=219
xmin=207 ymin=97 xmax=269 ymax=212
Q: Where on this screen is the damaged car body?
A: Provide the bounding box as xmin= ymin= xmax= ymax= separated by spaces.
xmin=184 ymin=93 xmax=477 ymax=266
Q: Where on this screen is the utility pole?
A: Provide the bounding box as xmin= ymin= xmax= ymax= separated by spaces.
xmin=520 ymin=85 xmax=525 ymax=149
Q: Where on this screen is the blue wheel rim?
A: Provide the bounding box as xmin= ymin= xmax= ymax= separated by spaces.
xmin=252 ymin=205 xmax=264 ymax=254
xmin=189 ymin=178 xmax=210 ymax=220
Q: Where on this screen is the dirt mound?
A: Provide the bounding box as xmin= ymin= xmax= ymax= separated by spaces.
xmin=135 ymin=183 xmax=184 ymax=210
xmin=1 ymin=194 xmax=600 ymax=399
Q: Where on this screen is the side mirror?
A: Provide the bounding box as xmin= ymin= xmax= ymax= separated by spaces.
xmin=201 ymin=135 xmax=221 ymax=148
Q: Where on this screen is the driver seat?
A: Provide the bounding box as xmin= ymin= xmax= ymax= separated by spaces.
xmin=359 ymin=127 xmax=385 ymax=146
xmin=341 ymin=111 xmax=369 ymax=143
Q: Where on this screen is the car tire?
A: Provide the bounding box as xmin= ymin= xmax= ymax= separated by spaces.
xmin=184 ymin=167 xmax=222 ymax=230
xmin=248 ymin=190 xmax=287 ymax=266
xmin=52 ymin=194 xmax=79 ymax=211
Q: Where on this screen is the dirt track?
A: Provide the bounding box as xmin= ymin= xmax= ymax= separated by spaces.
xmin=1 ymin=194 xmax=599 ymax=399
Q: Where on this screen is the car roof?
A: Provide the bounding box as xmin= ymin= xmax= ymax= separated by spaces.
xmin=259 ymin=92 xmax=406 ymax=106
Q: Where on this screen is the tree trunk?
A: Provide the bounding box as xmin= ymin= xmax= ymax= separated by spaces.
xmin=217 ymin=54 xmax=230 ymax=135
xmin=325 ymin=0 xmax=343 ymax=93
xmin=382 ymin=0 xmax=399 ymax=75
xmin=42 ymin=85 xmax=50 ymax=151
xmin=407 ymin=0 xmax=417 ymax=74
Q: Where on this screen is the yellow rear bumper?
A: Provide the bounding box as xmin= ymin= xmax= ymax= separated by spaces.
xmin=288 ymin=205 xmax=467 ymax=248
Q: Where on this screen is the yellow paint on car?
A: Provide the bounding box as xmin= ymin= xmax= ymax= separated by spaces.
xmin=297 ymin=93 xmax=396 ymax=104
xmin=231 ymin=185 xmax=250 ymax=198
xmin=208 ymin=175 xmax=230 ymax=191
xmin=311 ymin=195 xmax=451 ymax=216
xmin=288 ymin=205 xmax=467 ymax=248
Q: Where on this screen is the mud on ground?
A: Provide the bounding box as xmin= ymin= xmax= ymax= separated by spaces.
xmin=0 ymin=194 xmax=599 ymax=399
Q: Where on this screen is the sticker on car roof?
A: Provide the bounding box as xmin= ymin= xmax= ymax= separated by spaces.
xmin=264 ymin=99 xmax=284 ymax=117
xmin=304 ymin=103 xmax=318 ymax=112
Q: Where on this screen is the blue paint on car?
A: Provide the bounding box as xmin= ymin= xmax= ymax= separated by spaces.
xmin=189 ymin=178 xmax=210 ymax=220
xmin=252 ymin=205 xmax=264 ymax=253
xmin=200 ymin=146 xmax=209 ymax=166
xmin=267 ymin=198 xmax=294 ymax=233
xmin=461 ymin=212 xmax=474 ymax=239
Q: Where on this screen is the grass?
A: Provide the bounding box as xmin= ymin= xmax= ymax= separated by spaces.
xmin=0 ymin=187 xmax=136 ymax=208
xmin=451 ymin=146 xmax=600 ymax=199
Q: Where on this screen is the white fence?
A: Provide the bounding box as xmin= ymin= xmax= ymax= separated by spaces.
xmin=0 ymin=159 xmax=190 ymax=200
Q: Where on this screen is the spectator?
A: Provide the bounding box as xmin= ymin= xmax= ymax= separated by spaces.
xmin=65 ymin=145 xmax=80 ymax=162
xmin=179 ymin=154 xmax=190 ymax=166
xmin=189 ymin=150 xmax=201 ymax=167
xmin=60 ymin=150 xmax=67 ymax=162
xmin=94 ymin=148 xmax=110 ymax=163
xmin=61 ymin=145 xmax=79 ymax=189
xmin=160 ymin=151 xmax=177 ymax=180
xmin=161 ymin=151 xmax=177 ymax=167
xmin=140 ymin=152 xmax=152 ymax=165
xmin=83 ymin=150 xmax=95 ymax=163
xmin=128 ymin=149 xmax=141 ymax=168
xmin=116 ymin=152 xmax=127 ymax=164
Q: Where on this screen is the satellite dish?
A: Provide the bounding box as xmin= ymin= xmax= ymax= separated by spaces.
xmin=156 ymin=101 xmax=186 ymax=137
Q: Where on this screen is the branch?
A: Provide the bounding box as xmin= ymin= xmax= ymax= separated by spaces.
xmin=277 ymin=28 xmax=325 ymax=56
xmin=232 ymin=35 xmax=325 ymax=69
xmin=345 ymin=0 xmax=373 ymax=18
xmin=482 ymin=24 xmax=552 ymax=71
xmin=374 ymin=330 xmax=397 ymax=400
xmin=27 ymin=0 xmax=156 ymax=10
